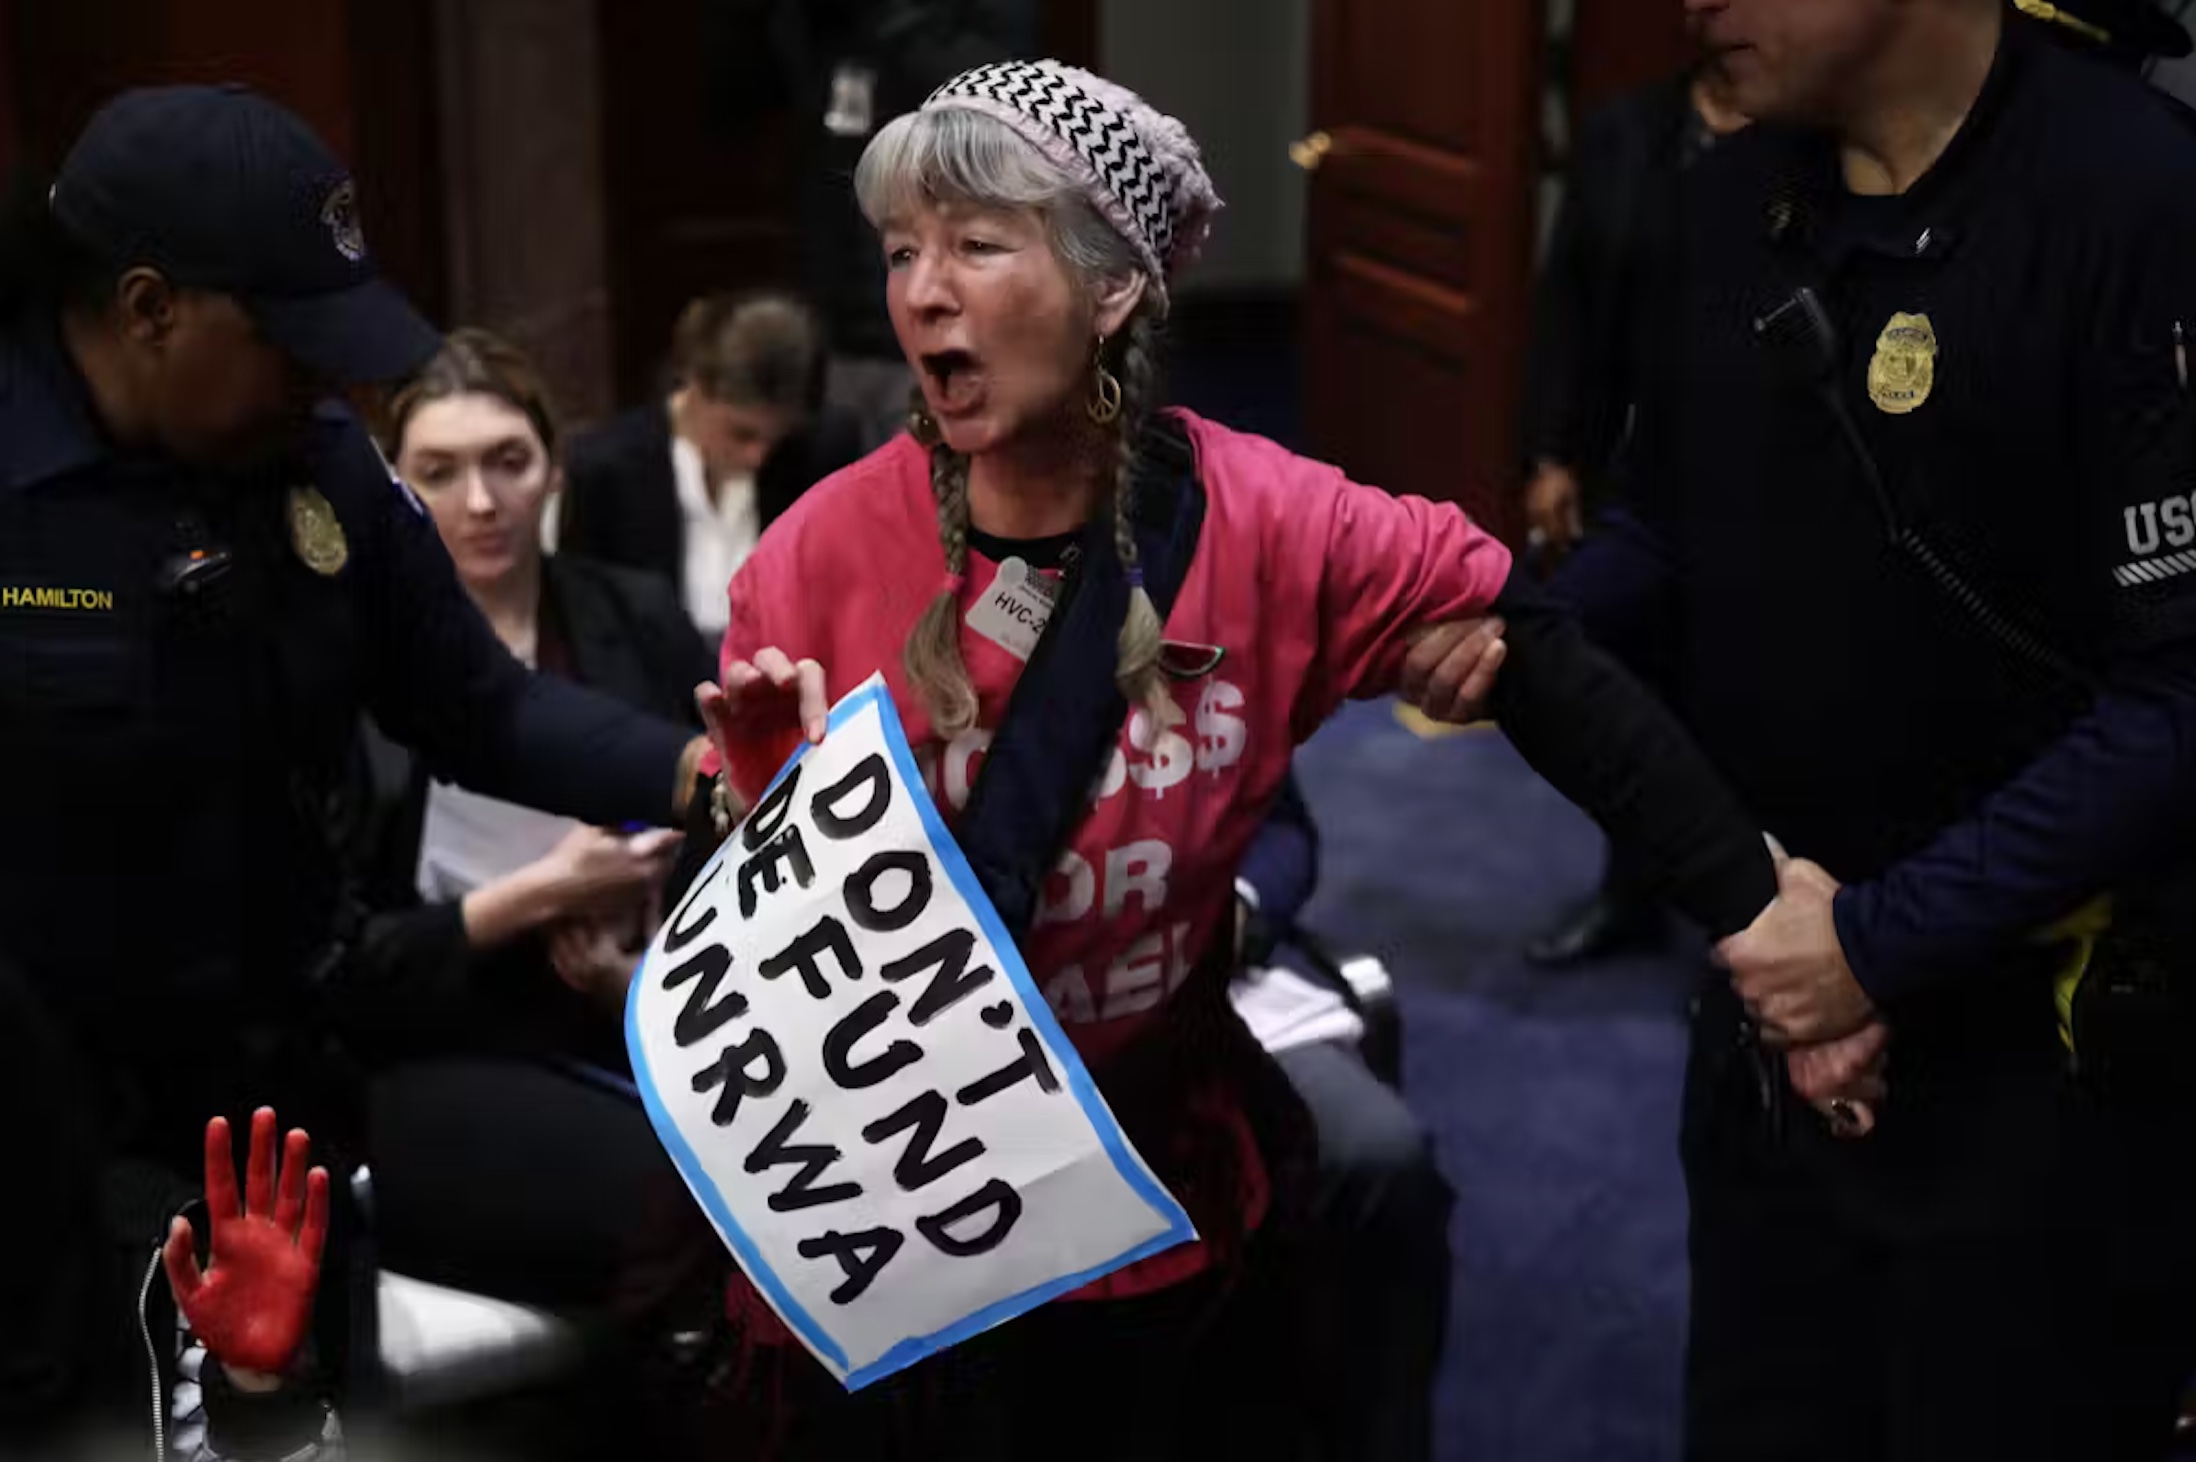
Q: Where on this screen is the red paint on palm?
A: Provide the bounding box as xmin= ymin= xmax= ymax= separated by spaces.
xmin=164 ymin=1109 xmax=331 ymax=1377
xmin=726 ymin=727 xmax=805 ymax=810
xmin=699 ymin=678 xmax=810 ymax=812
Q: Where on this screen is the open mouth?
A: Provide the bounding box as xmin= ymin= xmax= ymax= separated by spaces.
xmin=920 ymin=349 xmax=982 ymax=413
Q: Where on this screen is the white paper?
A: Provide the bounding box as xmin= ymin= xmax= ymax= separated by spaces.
xmin=415 ymin=781 xmax=580 ymax=901
xmin=626 ymin=674 xmax=1193 ymax=1389
xmin=1229 ymin=965 xmax=1366 ymax=1054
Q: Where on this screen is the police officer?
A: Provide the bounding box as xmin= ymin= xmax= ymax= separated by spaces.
xmin=0 ymin=85 xmax=704 ymax=1441
xmin=1470 ymin=0 xmax=2196 ymax=1454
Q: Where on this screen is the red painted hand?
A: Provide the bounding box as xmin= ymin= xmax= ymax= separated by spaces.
xmin=696 ymin=646 xmax=830 ymax=811
xmin=163 ymin=1108 xmax=330 ymax=1377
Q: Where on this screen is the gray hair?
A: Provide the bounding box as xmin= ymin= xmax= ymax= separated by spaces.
xmin=858 ymin=105 xmax=1169 ymax=738
xmin=855 ymin=106 xmax=1148 ymax=305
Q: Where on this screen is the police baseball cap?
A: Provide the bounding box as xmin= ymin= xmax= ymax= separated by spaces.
xmin=50 ymin=84 xmax=443 ymax=385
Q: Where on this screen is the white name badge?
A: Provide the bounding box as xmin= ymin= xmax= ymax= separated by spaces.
xmin=963 ymin=556 xmax=1057 ymax=662
xmin=626 ymin=674 xmax=1193 ymax=1390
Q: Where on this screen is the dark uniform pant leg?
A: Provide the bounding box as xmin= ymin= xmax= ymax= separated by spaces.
xmin=1679 ymin=1010 xmax=1885 ymax=1462
xmin=1882 ymin=1097 xmax=2196 ymax=1462
xmin=2041 ymin=1093 xmax=2196 ymax=1461
xmin=1680 ymin=1079 xmax=2098 ymax=1462
xmin=1880 ymin=1225 xmax=2080 ymax=1462
xmin=1684 ymin=982 xmax=2196 ymax=1462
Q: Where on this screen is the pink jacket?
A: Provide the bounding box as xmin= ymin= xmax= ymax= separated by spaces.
xmin=717 ymin=409 xmax=1510 ymax=1295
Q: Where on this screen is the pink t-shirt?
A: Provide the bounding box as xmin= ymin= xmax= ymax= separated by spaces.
xmin=715 ymin=409 xmax=1510 ymax=1300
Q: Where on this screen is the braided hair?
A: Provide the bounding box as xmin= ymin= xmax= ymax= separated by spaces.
xmin=902 ymin=422 xmax=981 ymax=736
xmin=1105 ymin=306 xmax=1169 ymax=723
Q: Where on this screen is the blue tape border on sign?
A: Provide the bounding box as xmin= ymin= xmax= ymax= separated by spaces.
xmin=625 ymin=675 xmax=1196 ymax=1391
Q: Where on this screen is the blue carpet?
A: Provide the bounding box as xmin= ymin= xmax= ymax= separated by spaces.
xmin=1293 ymin=700 xmax=1704 ymax=1462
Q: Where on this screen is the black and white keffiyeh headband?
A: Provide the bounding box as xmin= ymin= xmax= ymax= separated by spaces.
xmin=923 ymin=59 xmax=1221 ymax=299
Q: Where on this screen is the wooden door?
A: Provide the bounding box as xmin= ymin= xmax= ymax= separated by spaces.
xmin=1301 ymin=0 xmax=1545 ymax=537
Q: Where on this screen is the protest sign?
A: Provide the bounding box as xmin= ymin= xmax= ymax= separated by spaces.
xmin=626 ymin=673 xmax=1194 ymax=1389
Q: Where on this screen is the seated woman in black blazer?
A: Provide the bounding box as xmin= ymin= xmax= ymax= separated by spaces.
xmin=559 ymin=290 xmax=865 ymax=638
xmin=349 ymin=329 xmax=712 ymax=1308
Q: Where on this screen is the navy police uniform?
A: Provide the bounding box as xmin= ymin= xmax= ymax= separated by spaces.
xmin=0 ymin=88 xmax=692 ymax=1169
xmin=0 ymin=353 xmax=687 ymax=1156
xmin=1561 ymin=8 xmax=2196 ymax=1457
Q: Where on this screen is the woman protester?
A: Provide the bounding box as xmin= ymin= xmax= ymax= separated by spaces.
xmin=665 ymin=60 xmax=1866 ymax=1459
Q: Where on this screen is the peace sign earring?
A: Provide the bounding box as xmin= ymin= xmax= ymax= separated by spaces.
xmin=1088 ymin=336 xmax=1123 ymax=426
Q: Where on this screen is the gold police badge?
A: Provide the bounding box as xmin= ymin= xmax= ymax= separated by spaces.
xmin=288 ymin=487 xmax=349 ymax=576
xmin=1867 ymin=311 xmax=1937 ymax=415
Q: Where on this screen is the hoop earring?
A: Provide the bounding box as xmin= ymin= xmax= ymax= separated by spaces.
xmin=1087 ymin=337 xmax=1124 ymax=426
